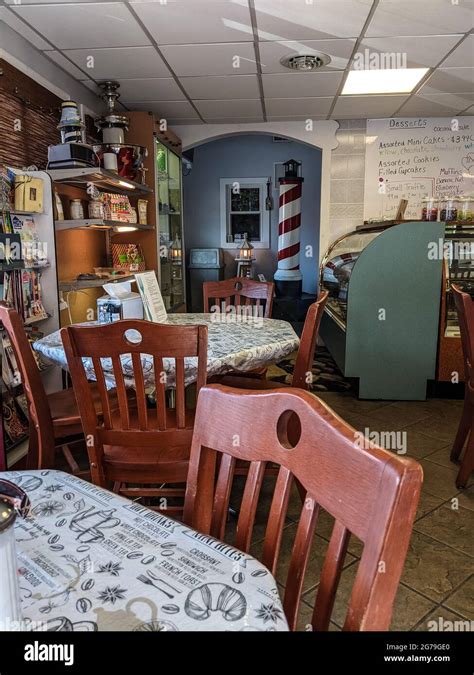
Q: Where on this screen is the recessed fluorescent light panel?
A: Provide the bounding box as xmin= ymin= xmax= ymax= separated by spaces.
xmin=342 ymin=68 xmax=429 ymax=95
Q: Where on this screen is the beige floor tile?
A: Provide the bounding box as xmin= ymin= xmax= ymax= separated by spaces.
xmin=414 ymin=504 xmax=474 ymax=557
xmin=402 ymin=531 xmax=473 ymax=603
xmin=295 ymin=599 xmax=340 ymax=631
xmin=302 ymin=561 xmax=434 ymax=631
xmin=457 ymin=486 xmax=474 ymax=512
xmin=365 ymin=403 xmax=434 ymax=429
xmin=415 ymin=605 xmax=471 ymax=631
xmin=415 ymin=492 xmax=446 ymax=521
xmin=419 ymin=460 xmax=462 ymax=500
xmin=443 ymin=575 xmax=474 ymax=620
xmin=403 ymin=413 xmax=461 ymax=444
xmin=400 ymin=431 xmax=451 ymax=460
xmin=313 ymin=508 xmax=363 ymax=558
xmin=425 ymin=445 xmax=458 ymax=470
xmin=251 ymin=523 xmax=356 ymax=595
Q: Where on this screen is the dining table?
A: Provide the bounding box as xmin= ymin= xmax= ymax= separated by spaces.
xmin=32 ymin=313 xmax=300 ymax=389
xmin=4 ymin=470 xmax=289 ymax=632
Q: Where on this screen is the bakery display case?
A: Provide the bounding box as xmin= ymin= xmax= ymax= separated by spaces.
xmin=437 ymin=222 xmax=474 ymax=381
xmin=319 ymin=221 xmax=445 ymax=400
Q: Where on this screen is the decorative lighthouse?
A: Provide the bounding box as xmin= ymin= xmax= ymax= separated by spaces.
xmin=274 ymin=159 xmax=303 ymax=297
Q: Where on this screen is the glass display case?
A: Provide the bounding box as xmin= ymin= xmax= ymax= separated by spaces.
xmin=443 ymin=224 xmax=474 ymax=337
xmin=320 ymin=227 xmax=385 ymax=329
xmin=156 ymin=141 xmax=185 ymax=311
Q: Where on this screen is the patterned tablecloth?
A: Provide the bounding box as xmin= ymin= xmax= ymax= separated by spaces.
xmin=4 ymin=470 xmax=288 ymax=632
xmin=33 ymin=314 xmax=299 ymax=389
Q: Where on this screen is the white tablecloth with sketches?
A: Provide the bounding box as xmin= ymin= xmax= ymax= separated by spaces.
xmin=5 ymin=470 xmax=288 ymax=632
xmin=32 ymin=314 xmax=299 ymax=389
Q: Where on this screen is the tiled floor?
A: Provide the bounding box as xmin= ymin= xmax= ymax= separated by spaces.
xmin=225 ymin=390 xmax=474 ymax=631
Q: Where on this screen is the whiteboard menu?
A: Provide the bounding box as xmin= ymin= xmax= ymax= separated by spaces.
xmin=364 ymin=117 xmax=474 ymax=221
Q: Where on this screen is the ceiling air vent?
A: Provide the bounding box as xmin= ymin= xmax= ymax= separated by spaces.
xmin=280 ymin=53 xmax=331 ymax=71
xmin=272 ymin=136 xmax=291 ymax=143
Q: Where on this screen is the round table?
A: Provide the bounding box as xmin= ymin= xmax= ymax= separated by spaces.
xmin=33 ymin=313 xmax=300 ymax=389
xmin=5 ymin=470 xmax=289 ymax=632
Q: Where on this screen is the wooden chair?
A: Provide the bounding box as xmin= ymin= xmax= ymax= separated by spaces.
xmin=0 ymin=302 xmax=99 ymax=475
xmin=203 ymin=276 xmax=275 ymax=319
xmin=451 ymin=284 xmax=474 ymax=488
xmin=184 ymin=384 xmax=423 ymax=631
xmin=218 ymin=290 xmax=329 ymax=390
xmin=204 ymin=276 xmax=275 ymax=381
xmin=61 ymin=319 xmax=208 ymax=513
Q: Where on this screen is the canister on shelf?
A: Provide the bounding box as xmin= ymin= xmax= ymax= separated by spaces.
xmin=421 ymin=196 xmax=438 ymax=222
xmin=440 ymin=196 xmax=458 ymax=222
xmin=458 ymin=196 xmax=474 ymax=222
xmin=88 ymin=198 xmax=104 ymax=219
xmin=70 ymin=199 xmax=84 ymax=220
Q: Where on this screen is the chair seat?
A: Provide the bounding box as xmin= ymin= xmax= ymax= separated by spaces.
xmin=217 ymin=375 xmax=286 ymax=390
xmin=48 ymin=384 xmax=103 ymax=438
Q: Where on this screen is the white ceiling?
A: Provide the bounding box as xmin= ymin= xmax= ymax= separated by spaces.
xmin=1 ymin=0 xmax=473 ymax=124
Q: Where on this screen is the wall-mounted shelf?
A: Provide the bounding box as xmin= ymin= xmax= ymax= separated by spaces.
xmin=55 ymin=218 xmax=155 ymax=232
xmin=47 ymin=168 xmax=152 ymax=196
xmin=59 ymin=274 xmax=136 ymax=292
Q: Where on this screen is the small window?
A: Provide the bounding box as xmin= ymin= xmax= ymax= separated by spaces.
xmin=220 ymin=178 xmax=269 ymax=249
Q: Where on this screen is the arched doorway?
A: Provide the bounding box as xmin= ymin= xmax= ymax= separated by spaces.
xmin=182 ymin=131 xmax=324 ymax=310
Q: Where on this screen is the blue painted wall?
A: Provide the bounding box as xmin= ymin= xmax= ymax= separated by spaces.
xmin=183 ymin=134 xmax=322 ymax=294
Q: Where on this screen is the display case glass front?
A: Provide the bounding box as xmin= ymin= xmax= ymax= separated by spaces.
xmin=156 ymin=141 xmax=185 ymax=311
xmin=320 ymin=228 xmax=384 ymax=327
xmin=443 ymin=224 xmax=474 ymax=337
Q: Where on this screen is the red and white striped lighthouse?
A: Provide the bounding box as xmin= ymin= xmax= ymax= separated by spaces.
xmin=274 ymin=159 xmax=303 ymax=297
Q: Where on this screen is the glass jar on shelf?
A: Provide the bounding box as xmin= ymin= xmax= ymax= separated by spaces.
xmin=457 ymin=196 xmax=474 ymax=222
xmin=440 ymin=196 xmax=458 ymax=222
xmin=421 ymin=196 xmax=438 ymax=221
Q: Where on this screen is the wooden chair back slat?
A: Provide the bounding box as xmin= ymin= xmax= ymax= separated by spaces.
xmin=111 ymin=355 xmax=130 ymax=430
xmin=61 ymin=320 xmax=208 ymax=492
xmin=0 ymin=303 xmax=56 ymax=468
xmin=153 ymin=356 xmax=167 ymax=431
xmin=261 ymin=466 xmax=293 ymax=575
xmin=452 ymin=284 xmax=474 ymax=382
xmin=283 ymin=498 xmax=320 ymax=630
xmin=184 ymin=384 xmax=422 ymax=630
xmin=235 ymin=460 xmax=267 ymax=552
xmin=131 ymin=352 xmax=148 ymax=430
xmin=91 ymin=357 xmax=112 ymax=429
xmin=211 ymin=453 xmax=237 ymax=540
xmin=203 ymin=277 xmax=275 ymax=318
xmin=292 ymin=290 xmax=329 ymax=389
xmin=175 ymin=357 xmax=186 ymax=429
xmin=311 ymin=520 xmax=350 ymax=631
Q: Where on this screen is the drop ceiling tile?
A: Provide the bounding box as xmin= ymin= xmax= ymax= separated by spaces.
xmin=0 ymin=6 xmax=51 ymax=49
xmin=367 ymin=0 xmax=474 ymax=36
xmin=357 ymin=35 xmax=463 ymax=69
xmin=254 ymin=0 xmax=372 ymax=40
xmin=86 ymin=78 xmax=185 ymax=101
xmin=266 ymin=97 xmax=333 ymax=116
xmin=332 ymin=94 xmax=408 ymax=117
xmin=43 ymin=50 xmax=89 ymax=79
xmin=263 ymin=72 xmax=343 ymax=98
xmin=180 ymin=75 xmax=260 ymax=100
xmin=461 ymin=105 xmax=474 ymax=115
xmin=121 ymin=100 xmax=197 ymax=118
xmin=441 ymin=35 xmax=474 ymax=67
xmin=161 ymin=43 xmax=258 ymax=76
xmin=259 ymin=38 xmax=356 ymax=73
xmin=421 ymin=67 xmax=474 ymax=94
xmin=12 ymin=2 xmax=150 ymax=49
xmin=204 ymin=117 xmax=265 ymax=123
xmin=130 ymin=0 xmax=253 ymax=45
xmin=396 ymin=92 xmax=474 ymax=116
xmin=194 ymin=99 xmax=262 ymax=118
xmin=267 ymin=115 xmax=327 ymax=121
xmin=61 ymin=46 xmax=171 ymax=79
xmin=169 ymin=118 xmax=205 ymax=126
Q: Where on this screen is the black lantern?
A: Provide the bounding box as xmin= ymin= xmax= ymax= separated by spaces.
xmin=283 ymin=159 xmax=301 ymax=178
